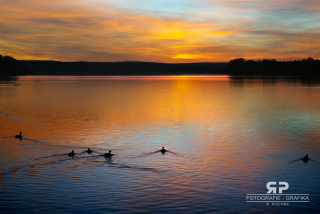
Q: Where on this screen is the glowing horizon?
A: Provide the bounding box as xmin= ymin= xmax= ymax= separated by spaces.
xmin=0 ymin=0 xmax=319 ymax=62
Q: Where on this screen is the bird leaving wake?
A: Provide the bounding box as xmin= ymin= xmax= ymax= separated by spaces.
xmin=287 ymin=154 xmax=318 ymax=165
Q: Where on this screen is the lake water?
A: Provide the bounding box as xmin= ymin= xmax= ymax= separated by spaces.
xmin=0 ymin=75 xmax=320 ymax=213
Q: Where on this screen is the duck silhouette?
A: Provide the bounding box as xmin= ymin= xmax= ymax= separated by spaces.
xmin=139 ymin=146 xmax=180 ymax=157
xmin=288 ymin=154 xmax=316 ymax=165
xmin=15 ymin=132 xmax=23 ymax=139
xmin=160 ymin=146 xmax=167 ymax=154
xmin=68 ymin=150 xmax=76 ymax=156
xmin=104 ymin=150 xmax=114 ymax=158
xmin=302 ymin=154 xmax=310 ymax=163
xmin=87 ymin=148 xmax=92 ymax=154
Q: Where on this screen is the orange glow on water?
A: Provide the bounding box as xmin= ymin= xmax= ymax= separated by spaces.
xmin=1 ymin=76 xmax=320 ymax=214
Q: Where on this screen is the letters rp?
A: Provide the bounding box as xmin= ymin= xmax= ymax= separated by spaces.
xmin=266 ymin=182 xmax=289 ymax=193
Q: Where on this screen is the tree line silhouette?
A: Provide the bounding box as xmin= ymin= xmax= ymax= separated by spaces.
xmin=18 ymin=60 xmax=227 ymax=75
xmin=0 ymin=55 xmax=32 ymax=76
xmin=1 ymin=54 xmax=320 ymax=76
xmin=226 ymin=58 xmax=320 ymax=76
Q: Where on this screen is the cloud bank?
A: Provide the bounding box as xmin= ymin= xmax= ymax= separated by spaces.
xmin=0 ymin=0 xmax=319 ymax=62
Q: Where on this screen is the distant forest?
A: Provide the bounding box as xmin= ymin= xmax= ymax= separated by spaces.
xmin=1 ymin=55 xmax=320 ymax=76
xmin=0 ymin=55 xmax=32 ymax=76
xmin=18 ymin=60 xmax=228 ymax=75
xmin=226 ymin=58 xmax=320 ymax=76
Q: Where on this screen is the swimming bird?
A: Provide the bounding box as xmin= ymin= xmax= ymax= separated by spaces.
xmin=69 ymin=150 xmax=76 ymax=156
xmin=287 ymin=154 xmax=317 ymax=165
xmin=302 ymin=154 xmax=310 ymax=162
xmin=87 ymin=148 xmax=92 ymax=154
xmin=104 ymin=150 xmax=114 ymax=158
xmin=15 ymin=132 xmax=23 ymax=138
xmin=160 ymin=146 xmax=167 ymax=154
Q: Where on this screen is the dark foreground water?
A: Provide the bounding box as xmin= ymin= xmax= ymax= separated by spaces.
xmin=0 ymin=75 xmax=320 ymax=213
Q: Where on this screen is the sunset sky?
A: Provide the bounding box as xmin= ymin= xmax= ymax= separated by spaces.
xmin=1 ymin=0 xmax=319 ymax=62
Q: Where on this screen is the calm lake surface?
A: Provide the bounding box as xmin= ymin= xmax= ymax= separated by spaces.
xmin=1 ymin=75 xmax=320 ymax=213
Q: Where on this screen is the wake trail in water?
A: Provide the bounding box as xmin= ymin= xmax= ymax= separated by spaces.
xmin=0 ymin=149 xmax=167 ymax=179
xmin=0 ymin=112 xmax=51 ymax=129
xmin=2 ymin=134 xmax=183 ymax=177
xmin=0 ymin=84 xmax=17 ymax=87
xmin=136 ymin=149 xmax=200 ymax=168
xmin=0 ymin=149 xmax=109 ymax=179
xmin=109 ymin=163 xmax=164 ymax=173
xmin=138 ymin=150 xmax=183 ymax=157
xmin=34 ymin=149 xmax=106 ymax=161
xmin=0 ymin=136 xmax=11 ymax=139
xmin=90 ymin=160 xmax=165 ymax=173
xmin=0 ymin=112 xmax=23 ymax=120
xmin=23 ymin=138 xmax=55 ymax=147
xmin=22 ymin=138 xmax=90 ymax=150
xmin=34 ymin=148 xmax=169 ymax=174
xmin=0 ymin=158 xmax=72 ymax=180
xmin=286 ymin=158 xmax=319 ymax=166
